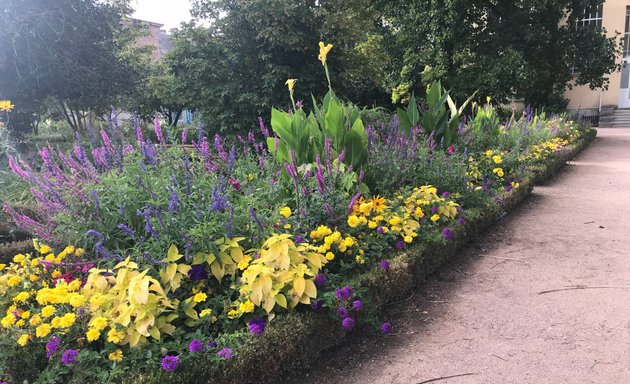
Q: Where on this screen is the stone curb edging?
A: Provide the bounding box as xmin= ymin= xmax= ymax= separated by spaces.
xmin=123 ymin=129 xmax=597 ymax=384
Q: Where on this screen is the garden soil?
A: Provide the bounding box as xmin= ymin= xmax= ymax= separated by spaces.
xmin=292 ymin=128 xmax=630 ymax=384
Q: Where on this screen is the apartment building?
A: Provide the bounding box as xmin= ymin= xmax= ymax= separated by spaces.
xmin=566 ymin=1 xmax=629 ymax=111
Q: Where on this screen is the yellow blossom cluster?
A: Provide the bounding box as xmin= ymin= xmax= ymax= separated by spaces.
xmin=347 ymin=187 xmax=459 ymax=244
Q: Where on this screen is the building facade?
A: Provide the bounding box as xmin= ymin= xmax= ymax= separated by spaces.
xmin=566 ymin=0 xmax=630 ymax=110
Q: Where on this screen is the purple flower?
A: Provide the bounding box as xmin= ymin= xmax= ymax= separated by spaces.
xmin=341 ymin=317 xmax=355 ymax=331
xmin=336 ymin=306 xmax=349 ymax=318
xmin=189 ymin=339 xmax=205 ymax=353
xmin=335 ymin=285 xmax=354 ymax=301
xmin=395 ymin=240 xmax=406 ymax=250
xmin=207 ymin=341 xmax=218 ymax=348
xmin=447 ymin=145 xmax=456 ymax=155
xmin=295 ymin=235 xmax=305 ymax=244
xmin=431 ymin=206 xmax=438 ymax=213
xmin=377 ymin=226 xmax=385 ymax=234
xmin=379 ymin=260 xmax=390 ymax=271
xmin=188 ymin=265 xmax=208 ymax=281
xmin=161 ymin=355 xmax=180 ymax=372
xmin=218 ymin=348 xmax=232 ymax=360
xmin=443 ymin=228 xmax=453 ymax=240
xmin=61 ymin=349 xmax=79 ymax=365
xmin=504 ymin=185 xmax=513 ymax=192
xmin=457 ymin=217 xmax=465 ymax=225
xmin=314 ymin=274 xmax=327 ymax=287
xmin=381 ymin=322 xmax=393 ymax=334
xmin=154 ymin=116 xmax=164 ymax=144
xmin=352 ymin=300 xmax=363 ymax=312
xmin=46 ymin=336 xmax=61 ymax=358
xmin=442 ymin=191 xmax=450 ymax=198
xmin=248 ymin=317 xmax=266 ymax=336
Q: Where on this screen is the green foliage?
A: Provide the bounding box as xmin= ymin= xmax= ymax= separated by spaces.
xmin=381 ymin=0 xmax=619 ymax=109
xmin=268 ymin=91 xmax=368 ymax=170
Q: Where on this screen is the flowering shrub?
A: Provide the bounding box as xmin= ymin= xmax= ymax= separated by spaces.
xmin=0 ymin=41 xmax=594 ymax=383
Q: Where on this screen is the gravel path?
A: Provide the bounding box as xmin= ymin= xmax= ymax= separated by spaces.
xmin=292 ymin=128 xmax=630 ymax=384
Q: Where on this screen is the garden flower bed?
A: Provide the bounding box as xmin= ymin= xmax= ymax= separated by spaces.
xmin=0 ymin=43 xmax=597 ymax=384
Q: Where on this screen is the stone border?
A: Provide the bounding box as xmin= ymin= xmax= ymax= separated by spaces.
xmin=115 ymin=129 xmax=597 ymax=384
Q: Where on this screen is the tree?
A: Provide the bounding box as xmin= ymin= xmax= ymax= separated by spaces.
xmin=0 ymin=0 xmax=148 ymax=135
xmin=167 ymin=0 xmax=388 ymax=134
xmin=382 ymin=0 xmax=620 ymax=110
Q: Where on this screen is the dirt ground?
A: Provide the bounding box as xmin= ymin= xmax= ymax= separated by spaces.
xmin=291 ymin=128 xmax=630 ymax=384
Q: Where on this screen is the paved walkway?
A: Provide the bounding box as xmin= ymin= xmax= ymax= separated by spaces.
xmin=295 ymin=129 xmax=630 ymax=384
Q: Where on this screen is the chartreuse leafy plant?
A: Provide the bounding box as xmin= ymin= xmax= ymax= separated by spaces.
xmin=267 ymin=41 xmax=368 ymax=170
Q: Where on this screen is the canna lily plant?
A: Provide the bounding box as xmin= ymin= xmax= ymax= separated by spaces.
xmin=267 ymin=41 xmax=368 ymax=171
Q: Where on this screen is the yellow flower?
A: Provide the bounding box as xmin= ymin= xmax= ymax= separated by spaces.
xmin=29 ymin=314 xmax=42 ymax=326
xmin=343 ymin=237 xmax=355 ymax=248
xmin=35 ymin=324 xmax=51 ymax=338
xmin=12 ymin=254 xmax=25 ymax=263
xmin=90 ymin=316 xmax=108 ymax=331
xmin=39 ymin=245 xmax=51 ymax=254
xmin=239 ymin=300 xmax=254 ymax=313
xmin=199 ymin=308 xmax=212 ymax=317
xmin=368 ymin=221 xmax=377 ymax=229
xmin=318 ymin=41 xmax=333 ymax=65
xmin=59 ymin=313 xmax=76 ymax=328
xmin=109 ymin=349 xmax=123 ymax=362
xmin=227 ymin=309 xmax=239 ymax=319
xmin=285 ymin=78 xmax=297 ymax=92
xmin=50 ymin=317 xmax=62 ymax=328
xmin=492 ymin=155 xmax=503 ymax=164
xmin=347 ymin=215 xmax=361 ymax=228
xmin=193 ymin=292 xmax=207 ymax=303
xmin=370 ymin=195 xmax=387 ymax=213
xmin=0 ymin=100 xmax=15 ymax=112
xmin=64 ymin=245 xmax=75 ymax=254
xmin=325 ymin=252 xmax=335 ymax=261
xmin=86 ymin=329 xmax=101 ymax=342
xmin=7 ymin=275 xmax=21 ymax=287
xmin=492 ymin=167 xmax=504 ymax=177
xmin=404 ymin=235 xmax=413 ymax=243
xmin=355 ymin=255 xmax=365 ymax=264
xmin=68 ymin=279 xmax=82 ymax=291
xmin=389 ymin=217 xmax=401 ymax=226
xmin=20 ymin=311 xmax=30 ymax=319
xmin=237 ymin=256 xmax=252 ymax=270
xmin=1 ymin=315 xmax=16 ymax=328
xmin=17 ymin=334 xmax=30 ymax=347
xmin=279 ymin=206 xmax=292 ymax=219
xmin=69 ymin=293 xmax=85 ymax=308
xmin=15 ymin=319 xmax=24 ymax=327
xmin=75 ymin=248 xmax=85 ymax=257
xmin=284 ymin=223 xmax=292 ymax=229
xmin=13 ymin=292 xmax=30 ymax=303
xmin=0 ymin=263 xmax=5 ymax=271
xmin=484 ymin=150 xmax=493 ymax=158
xmin=107 ymin=329 xmax=125 ymax=344
xmin=41 ymin=305 xmax=55 ymax=318
xmin=430 ymin=214 xmax=440 ymax=222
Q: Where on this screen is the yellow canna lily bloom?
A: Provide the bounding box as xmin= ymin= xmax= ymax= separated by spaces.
xmin=318 ymin=41 xmax=333 ymax=66
xmin=0 ymin=100 xmax=14 ymax=112
xmin=285 ymin=78 xmax=297 ymax=92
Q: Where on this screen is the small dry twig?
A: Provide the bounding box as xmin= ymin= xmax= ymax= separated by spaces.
xmin=416 ymin=372 xmax=479 ymax=384
xmin=386 ymin=292 xmax=415 ymax=306
xmin=481 ymin=255 xmax=530 ymax=267
xmin=538 ymin=285 xmax=630 ymax=295
xmin=491 ymin=353 xmax=508 ymax=362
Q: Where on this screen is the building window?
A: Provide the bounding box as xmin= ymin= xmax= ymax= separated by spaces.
xmin=577 ymin=4 xmax=603 ymax=28
xmin=624 ymin=7 xmax=630 ymax=57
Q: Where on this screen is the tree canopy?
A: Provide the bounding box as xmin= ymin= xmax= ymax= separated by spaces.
xmin=0 ymin=0 xmax=147 ymax=135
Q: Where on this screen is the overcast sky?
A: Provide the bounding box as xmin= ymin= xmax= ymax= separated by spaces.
xmin=131 ymin=0 xmax=196 ymax=30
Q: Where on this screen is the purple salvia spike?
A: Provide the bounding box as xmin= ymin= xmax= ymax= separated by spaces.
xmin=154 ymin=115 xmax=164 ymax=144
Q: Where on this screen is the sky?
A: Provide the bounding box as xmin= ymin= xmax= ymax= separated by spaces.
xmin=131 ymin=0 xmax=196 ymax=31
